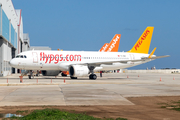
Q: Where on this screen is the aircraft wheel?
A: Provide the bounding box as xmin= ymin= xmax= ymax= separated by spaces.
xmin=89 ymin=74 xmax=92 ymax=79
xmin=61 ymin=73 xmax=67 ymax=77
xmin=89 ymin=74 xmax=97 ymax=80
xmin=70 ymin=76 xmax=77 ymax=79
xmin=92 ymin=74 xmax=97 ymax=80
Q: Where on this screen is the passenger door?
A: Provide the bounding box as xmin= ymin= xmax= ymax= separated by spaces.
xmin=129 ymin=54 xmax=135 ymax=60
xmin=32 ymin=52 xmax=38 ymax=63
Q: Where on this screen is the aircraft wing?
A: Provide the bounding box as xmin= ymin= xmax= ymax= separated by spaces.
xmin=75 ymin=55 xmax=170 ymax=67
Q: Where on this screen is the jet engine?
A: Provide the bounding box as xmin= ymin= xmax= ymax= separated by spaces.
xmin=69 ymin=65 xmax=89 ymax=77
xmin=41 ymin=70 xmax=61 ymax=76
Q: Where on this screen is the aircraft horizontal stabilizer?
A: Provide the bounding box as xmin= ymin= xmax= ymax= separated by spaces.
xmin=148 ymin=55 xmax=170 ymax=59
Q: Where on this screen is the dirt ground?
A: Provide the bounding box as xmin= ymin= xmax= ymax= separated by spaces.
xmin=0 ymin=96 xmax=180 ymax=120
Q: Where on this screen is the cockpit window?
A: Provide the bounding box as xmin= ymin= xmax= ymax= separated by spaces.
xmin=16 ymin=55 xmax=20 ymax=58
xmin=15 ymin=55 xmax=27 ymax=58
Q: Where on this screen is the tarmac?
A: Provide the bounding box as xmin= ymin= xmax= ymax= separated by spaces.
xmin=0 ymin=72 xmax=180 ymax=106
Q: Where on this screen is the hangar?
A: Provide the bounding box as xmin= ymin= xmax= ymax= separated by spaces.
xmin=0 ymin=0 xmax=30 ymax=76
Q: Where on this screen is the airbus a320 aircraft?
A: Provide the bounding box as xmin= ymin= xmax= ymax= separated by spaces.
xmin=9 ymin=26 xmax=169 ymax=80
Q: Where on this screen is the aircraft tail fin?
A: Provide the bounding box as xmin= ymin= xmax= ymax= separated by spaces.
xmin=128 ymin=26 xmax=154 ymax=54
xmin=99 ymin=43 xmax=109 ymax=52
xmin=105 ymin=34 xmax=121 ymax=52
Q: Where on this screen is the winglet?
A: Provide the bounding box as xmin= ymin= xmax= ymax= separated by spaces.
xmin=148 ymin=47 xmax=156 ymax=58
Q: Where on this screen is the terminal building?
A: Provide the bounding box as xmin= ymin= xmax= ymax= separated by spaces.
xmin=0 ymin=0 xmax=30 ymax=77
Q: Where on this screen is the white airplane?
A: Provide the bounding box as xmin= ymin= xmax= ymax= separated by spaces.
xmin=9 ymin=26 xmax=169 ymax=79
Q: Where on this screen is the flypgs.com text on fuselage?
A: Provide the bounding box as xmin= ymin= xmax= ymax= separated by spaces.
xmin=40 ymin=52 xmax=82 ymax=64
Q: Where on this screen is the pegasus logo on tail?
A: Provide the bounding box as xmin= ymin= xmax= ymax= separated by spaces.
xmin=128 ymin=26 xmax=154 ymax=54
xmin=135 ymin=29 xmax=150 ymax=50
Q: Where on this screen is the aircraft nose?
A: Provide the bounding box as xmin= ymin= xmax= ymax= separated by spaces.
xmin=9 ymin=59 xmax=16 ymax=67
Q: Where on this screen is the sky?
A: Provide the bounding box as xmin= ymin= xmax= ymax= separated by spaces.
xmin=12 ymin=0 xmax=180 ymax=69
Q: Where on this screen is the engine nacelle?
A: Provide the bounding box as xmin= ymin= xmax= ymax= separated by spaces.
xmin=69 ymin=65 xmax=89 ymax=77
xmin=41 ymin=70 xmax=60 ymax=76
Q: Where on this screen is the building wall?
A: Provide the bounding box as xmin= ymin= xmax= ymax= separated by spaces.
xmin=0 ymin=2 xmax=17 ymax=48
xmin=23 ymin=33 xmax=30 ymax=51
xmin=10 ymin=23 xmax=17 ymax=48
xmin=0 ymin=39 xmax=12 ymax=76
xmin=2 ymin=9 xmax=9 ymax=41
xmin=16 ymin=9 xmax=23 ymax=54
xmin=0 ymin=39 xmax=2 ymax=76
xmin=2 ymin=40 xmax=11 ymax=76
xmin=0 ymin=0 xmax=18 ymax=33
xmin=0 ymin=0 xmax=24 ymax=76
xmin=19 ymin=16 xmax=23 ymax=42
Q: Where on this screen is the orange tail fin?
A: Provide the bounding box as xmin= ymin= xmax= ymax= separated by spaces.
xmin=105 ymin=34 xmax=121 ymax=52
xmin=99 ymin=43 xmax=109 ymax=52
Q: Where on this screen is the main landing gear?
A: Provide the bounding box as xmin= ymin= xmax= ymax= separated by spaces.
xmin=61 ymin=72 xmax=67 ymax=77
xmin=89 ymin=74 xmax=97 ymax=80
xmin=88 ymin=66 xmax=97 ymax=80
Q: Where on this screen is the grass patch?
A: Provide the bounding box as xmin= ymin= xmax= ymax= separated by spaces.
xmin=115 ymin=118 xmax=128 ymax=120
xmin=172 ymin=100 xmax=180 ymax=104
xmin=3 ymin=108 xmax=127 ymax=120
xmin=161 ymin=106 xmax=166 ymax=108
xmin=16 ymin=110 xmax=28 ymax=114
xmin=172 ymin=108 xmax=180 ymax=111
xmin=159 ymin=100 xmax=180 ymax=112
